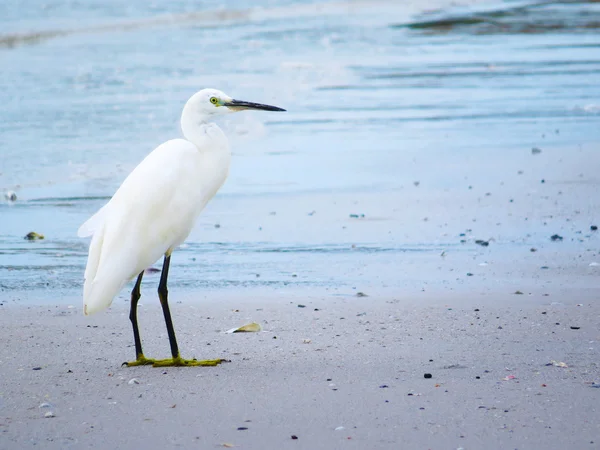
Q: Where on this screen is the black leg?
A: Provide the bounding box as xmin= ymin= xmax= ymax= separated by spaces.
xmin=158 ymin=254 xmax=180 ymax=359
xmin=129 ymin=271 xmax=144 ymax=359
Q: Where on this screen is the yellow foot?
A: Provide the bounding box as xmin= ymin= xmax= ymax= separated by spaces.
xmin=152 ymin=356 xmax=228 ymax=367
xmin=122 ymin=355 xmax=156 ymax=367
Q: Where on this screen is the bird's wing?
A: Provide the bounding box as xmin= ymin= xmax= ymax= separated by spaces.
xmin=77 ymin=204 xmax=108 ymax=237
xmin=82 ymin=138 xmax=202 ymax=315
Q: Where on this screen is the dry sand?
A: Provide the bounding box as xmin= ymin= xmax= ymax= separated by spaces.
xmin=0 ymin=291 xmax=598 ymax=450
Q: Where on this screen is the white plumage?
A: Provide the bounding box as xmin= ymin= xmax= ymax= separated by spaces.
xmin=78 ymin=88 xmax=284 ymax=366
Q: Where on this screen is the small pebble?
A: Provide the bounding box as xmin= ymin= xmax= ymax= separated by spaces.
xmin=291 ymin=435 xmax=298 ymax=440
xmin=570 ymin=326 xmax=581 ymax=330
xmin=356 ymin=292 xmax=368 ymax=297
xmin=24 ymin=232 xmax=44 ymax=241
xmin=424 ymin=373 xmax=432 ymax=379
xmin=237 ymin=427 xmax=248 ymax=431
xmin=591 ymin=225 xmax=598 ymax=231
xmin=550 ymin=234 xmax=563 ymax=241
xmin=44 ymin=412 xmax=55 ymax=418
xmin=32 ymin=367 xmax=42 ymax=371
xmin=297 ymin=304 xmax=306 ymax=308
xmin=531 ymin=147 xmax=542 ymax=154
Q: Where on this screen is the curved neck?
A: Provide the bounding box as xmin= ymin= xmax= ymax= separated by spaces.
xmin=180 ymin=103 xmax=212 ymax=147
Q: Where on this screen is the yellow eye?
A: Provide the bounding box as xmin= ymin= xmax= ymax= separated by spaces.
xmin=210 ymin=97 xmax=219 ymax=105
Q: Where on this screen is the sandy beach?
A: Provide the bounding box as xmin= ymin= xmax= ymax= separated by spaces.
xmin=1 ymin=290 xmax=599 ymax=449
xmin=2 ymin=142 xmax=600 ymax=449
xmin=2 ymin=0 xmax=600 ymax=448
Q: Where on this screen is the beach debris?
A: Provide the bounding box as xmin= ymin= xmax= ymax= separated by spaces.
xmin=475 ymin=239 xmax=489 ymax=247
xmin=24 ymin=231 xmax=44 ymax=240
xmin=570 ymin=326 xmax=581 ymax=330
xmin=530 ymin=247 xmax=537 ymax=252
xmin=291 ymin=435 xmax=298 ymax=440
xmin=128 ymin=378 xmax=140 ymax=385
xmin=550 ymin=234 xmax=563 ymax=241
xmin=443 ymin=364 xmax=467 ymax=369
xmin=531 ymin=147 xmax=542 ymax=155
xmin=39 ymin=402 xmax=52 ymax=409
xmin=4 ymin=190 xmax=17 ymax=201
xmin=356 ymin=312 xmax=367 ymax=316
xmin=379 ymin=384 xmax=389 ymax=388
xmin=237 ymin=427 xmax=248 ymax=431
xmin=547 ymin=360 xmax=568 ymax=368
xmin=44 ymin=411 xmax=55 ymax=418
xmin=466 ymin=272 xmax=473 ymax=276
xmin=349 ymin=213 xmax=365 ymax=219
xmin=514 ymin=291 xmax=524 ymax=295
xmin=297 ymin=304 xmax=306 ymax=308
xmin=302 ymin=338 xmax=312 ymax=344
xmin=591 ymin=225 xmax=598 ymax=231
xmin=335 ymin=426 xmax=345 ymax=431
xmin=226 ymin=322 xmax=262 ymax=333
xmin=356 ymin=292 xmax=368 ymax=297
xmin=424 ymin=373 xmax=432 ymax=379
xmin=32 ymin=367 xmax=42 ymax=370
xmin=502 ymin=375 xmax=516 ymax=381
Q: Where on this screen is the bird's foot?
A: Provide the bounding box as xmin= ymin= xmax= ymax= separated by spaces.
xmin=152 ymin=356 xmax=228 ymax=367
xmin=122 ymin=354 xmax=156 ymax=367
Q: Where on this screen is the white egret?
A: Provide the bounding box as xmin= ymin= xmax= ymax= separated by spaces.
xmin=78 ymin=88 xmax=285 ymax=367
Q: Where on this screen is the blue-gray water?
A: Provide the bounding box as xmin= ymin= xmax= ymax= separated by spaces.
xmin=1 ymin=0 xmax=599 ymax=300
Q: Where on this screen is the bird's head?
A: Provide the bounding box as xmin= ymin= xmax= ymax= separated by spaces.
xmin=186 ymin=88 xmax=286 ymax=119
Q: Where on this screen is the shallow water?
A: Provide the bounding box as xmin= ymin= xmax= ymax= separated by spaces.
xmin=1 ymin=0 xmax=599 ymax=300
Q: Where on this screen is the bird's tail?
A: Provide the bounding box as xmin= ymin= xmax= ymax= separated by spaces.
xmin=82 ymin=223 xmax=127 ymax=316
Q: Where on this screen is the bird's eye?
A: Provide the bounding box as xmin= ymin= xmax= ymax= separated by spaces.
xmin=209 ymin=97 xmax=219 ymax=105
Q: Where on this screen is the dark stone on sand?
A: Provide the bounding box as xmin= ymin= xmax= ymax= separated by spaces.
xmin=591 ymin=225 xmax=598 ymax=231
xmin=570 ymin=326 xmax=580 ymax=330
xmin=424 ymin=373 xmax=432 ymax=379
xmin=550 ymin=234 xmax=563 ymax=241
xmin=475 ymin=240 xmax=489 ymax=246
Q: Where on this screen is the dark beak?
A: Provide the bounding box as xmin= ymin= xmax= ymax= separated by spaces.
xmin=224 ymin=99 xmax=286 ymax=112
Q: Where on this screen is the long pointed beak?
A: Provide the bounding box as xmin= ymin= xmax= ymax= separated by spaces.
xmin=224 ymin=99 xmax=286 ymax=112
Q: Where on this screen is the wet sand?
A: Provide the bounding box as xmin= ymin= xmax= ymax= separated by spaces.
xmin=2 ymin=141 xmax=600 ymax=449
xmin=0 ymin=292 xmax=599 ymax=449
